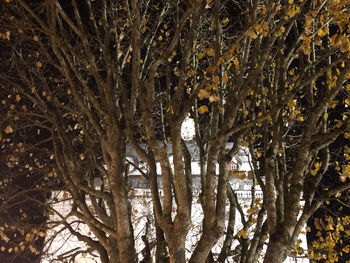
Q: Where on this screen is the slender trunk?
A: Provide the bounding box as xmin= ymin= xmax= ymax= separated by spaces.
xmin=106 ymin=131 xmax=136 ymax=263
xmin=164 ymin=125 xmax=191 ymax=263
xmin=217 ymin=195 xmax=236 ymax=263
xmin=155 ymin=226 xmax=169 ymax=263
xmin=109 ymin=171 xmax=136 ymax=263
xmin=98 ymin=243 xmax=113 ymax=263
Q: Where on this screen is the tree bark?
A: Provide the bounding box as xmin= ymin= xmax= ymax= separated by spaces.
xmin=217 ymin=192 xmax=236 ymax=263
xmin=106 ymin=130 xmax=137 ymax=263
xmin=168 ymin=245 xmax=186 ymax=263
xmin=263 ymin=234 xmax=289 ymax=263
xmin=108 ymin=239 xmax=121 ymax=263
xmin=108 ymin=169 xmax=137 ymax=263
xmin=155 ymin=226 xmax=169 ymax=263
xmin=189 ymin=230 xmax=220 ymax=263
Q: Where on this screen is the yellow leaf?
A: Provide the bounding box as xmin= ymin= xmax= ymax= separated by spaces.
xmin=67 ymin=89 xmax=72 ymax=95
xmin=28 ymin=244 xmax=39 ymax=254
xmin=275 ymin=26 xmax=285 ymax=37
xmin=305 ymin=16 xmax=313 ymax=27
xmin=206 ymin=65 xmax=217 ymax=73
xmin=209 ymin=95 xmax=220 ymax=103
xmin=0 ymin=232 xmax=9 ymax=243
xmin=256 ymin=151 xmax=262 ymax=158
xmin=38 ymin=232 xmax=46 ymax=237
xmin=25 ymin=233 xmax=34 ymax=242
xmin=166 ymin=106 xmax=174 ymax=114
xmin=198 ymin=89 xmax=210 ymax=99
xmin=262 ymin=22 xmax=269 ymax=31
xmin=317 ymin=29 xmax=326 ymax=37
xmin=206 ymin=48 xmax=215 ymax=57
xmin=237 ymin=229 xmax=248 ymax=239
xmin=254 ymin=24 xmax=263 ymax=33
xmin=5 ymin=125 xmax=14 ymax=134
xmin=198 ymin=105 xmax=209 ymax=114
xmin=222 ymin=72 xmax=229 ymax=83
xmin=33 ymin=35 xmax=39 ymax=41
xmin=222 ymin=17 xmax=229 ymax=24
xmin=234 ymin=57 xmax=239 ymax=69
xmin=212 ymin=75 xmax=220 ymax=84
xmin=261 ymin=22 xmax=269 ymax=36
xmin=36 ymin=61 xmax=42 ymax=68
xmin=246 ymin=29 xmax=258 ymax=39
xmin=343 ymin=246 xmax=350 ymax=253
xmin=247 ymin=207 xmax=256 ymax=215
xmin=314 ymin=162 xmax=322 ymax=170
xmin=323 ymin=112 xmax=328 ymax=120
xmin=297 ymin=116 xmax=304 ymax=122
xmin=16 ymin=94 xmax=21 ymax=102
xmin=3 ymin=31 xmax=10 ymax=40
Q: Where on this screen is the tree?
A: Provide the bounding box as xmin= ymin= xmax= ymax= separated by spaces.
xmin=1 ymin=0 xmax=350 ymax=263
xmin=306 ymin=129 xmax=350 ymax=262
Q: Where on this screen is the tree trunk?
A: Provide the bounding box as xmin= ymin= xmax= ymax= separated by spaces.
xmin=109 ymin=177 xmax=136 ymax=263
xmin=107 ymin=238 xmax=121 ymax=263
xmin=168 ymin=245 xmax=186 ymax=263
xmin=263 ymin=235 xmax=289 ymax=263
xmin=155 ymin=226 xmax=169 ymax=263
xmin=205 ymin=251 xmax=214 ymax=263
xmin=106 ymin=132 xmax=137 ymax=263
xmin=189 ymin=231 xmax=219 ymax=263
xmin=108 ymin=250 xmax=121 ymax=263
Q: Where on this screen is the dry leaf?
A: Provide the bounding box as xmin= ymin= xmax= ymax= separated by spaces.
xmin=5 ymin=126 xmax=14 ymax=134
xmin=198 ymin=105 xmax=209 ymax=114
